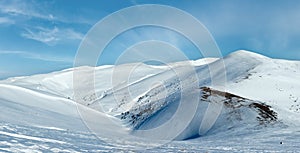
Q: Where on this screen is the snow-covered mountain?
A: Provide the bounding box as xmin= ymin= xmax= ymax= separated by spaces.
xmin=0 ymin=50 xmax=299 ymax=152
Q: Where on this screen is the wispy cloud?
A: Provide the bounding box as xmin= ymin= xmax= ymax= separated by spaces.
xmin=0 ymin=17 xmax=15 ymax=25
xmin=21 ymin=26 xmax=84 ymax=46
xmin=0 ymin=0 xmax=54 ymax=21
xmin=0 ymin=50 xmax=74 ymax=63
xmin=0 ymin=0 xmax=94 ymax=25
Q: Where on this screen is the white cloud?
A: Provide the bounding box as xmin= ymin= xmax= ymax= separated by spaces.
xmin=0 ymin=0 xmax=54 ymax=21
xmin=0 ymin=50 xmax=23 ymax=54
xmin=0 ymin=17 xmax=14 ymax=25
xmin=0 ymin=50 xmax=74 ymax=63
xmin=21 ymin=26 xmax=84 ymax=46
xmin=0 ymin=0 xmax=94 ymax=25
xmin=21 ymin=27 xmax=58 ymax=45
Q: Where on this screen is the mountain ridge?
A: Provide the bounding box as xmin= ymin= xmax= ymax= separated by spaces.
xmin=0 ymin=50 xmax=299 ymax=143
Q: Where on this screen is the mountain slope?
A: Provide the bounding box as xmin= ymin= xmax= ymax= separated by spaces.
xmin=0 ymin=50 xmax=299 ymax=151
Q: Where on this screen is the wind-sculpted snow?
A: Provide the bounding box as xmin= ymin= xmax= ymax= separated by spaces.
xmin=119 ymin=86 xmax=278 ymax=140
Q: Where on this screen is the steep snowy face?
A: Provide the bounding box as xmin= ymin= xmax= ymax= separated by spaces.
xmin=118 ymin=86 xmax=278 ymax=140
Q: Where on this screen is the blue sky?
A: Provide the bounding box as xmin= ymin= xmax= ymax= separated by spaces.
xmin=1 ymin=0 xmax=300 ymax=79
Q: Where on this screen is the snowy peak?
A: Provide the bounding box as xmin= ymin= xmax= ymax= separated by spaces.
xmin=226 ymin=50 xmax=269 ymax=60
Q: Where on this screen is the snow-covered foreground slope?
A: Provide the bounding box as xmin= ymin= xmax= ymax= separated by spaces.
xmin=0 ymin=50 xmax=300 ymax=152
